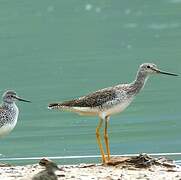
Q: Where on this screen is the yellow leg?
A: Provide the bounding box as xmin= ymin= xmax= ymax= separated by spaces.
xmin=96 ymin=118 xmax=106 ymax=163
xmin=104 ymin=116 xmax=110 ymax=161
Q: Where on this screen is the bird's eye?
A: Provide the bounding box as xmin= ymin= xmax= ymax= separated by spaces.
xmin=147 ymin=65 xmax=150 ymax=68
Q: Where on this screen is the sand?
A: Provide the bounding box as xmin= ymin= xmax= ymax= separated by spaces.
xmin=0 ymin=154 xmax=181 ymax=180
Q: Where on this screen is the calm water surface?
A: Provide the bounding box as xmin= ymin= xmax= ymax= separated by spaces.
xmin=0 ymin=0 xmax=180 ymax=165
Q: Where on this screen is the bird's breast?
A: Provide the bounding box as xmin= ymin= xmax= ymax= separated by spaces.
xmin=0 ymin=105 xmax=19 ymax=138
xmin=100 ymin=97 xmax=134 ymax=118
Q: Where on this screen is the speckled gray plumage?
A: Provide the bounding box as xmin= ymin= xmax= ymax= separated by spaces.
xmin=49 ymin=66 xmax=146 ymax=110
xmin=49 ymin=85 xmax=138 ymax=111
xmin=0 ymin=104 xmax=18 ymax=128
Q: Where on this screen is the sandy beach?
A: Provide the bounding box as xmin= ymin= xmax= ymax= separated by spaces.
xmin=0 ymin=155 xmax=181 ymax=180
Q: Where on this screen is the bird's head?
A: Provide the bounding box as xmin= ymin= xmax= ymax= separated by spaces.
xmin=2 ymin=90 xmax=31 ymax=104
xmin=139 ymin=63 xmax=178 ymax=76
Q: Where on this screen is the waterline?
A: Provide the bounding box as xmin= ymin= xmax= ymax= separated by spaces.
xmin=0 ymin=152 xmax=181 ymax=161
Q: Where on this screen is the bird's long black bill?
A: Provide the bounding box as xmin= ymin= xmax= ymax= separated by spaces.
xmin=158 ymin=70 xmax=178 ymax=76
xmin=15 ymin=96 xmax=31 ymax=102
xmin=152 ymin=67 xmax=178 ymax=76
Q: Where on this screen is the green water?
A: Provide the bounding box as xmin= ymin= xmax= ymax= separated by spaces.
xmin=0 ymin=0 xmax=180 ymax=165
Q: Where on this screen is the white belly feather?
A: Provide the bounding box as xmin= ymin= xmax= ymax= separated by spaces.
xmin=0 ymin=123 xmax=17 ymax=138
xmin=99 ymin=97 xmax=134 ymax=119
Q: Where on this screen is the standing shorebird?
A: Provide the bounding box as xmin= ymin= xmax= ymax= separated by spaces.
xmin=48 ymin=63 xmax=178 ymax=164
xmin=32 ymin=158 xmax=60 ymax=180
xmin=0 ymin=90 xmax=31 ymax=138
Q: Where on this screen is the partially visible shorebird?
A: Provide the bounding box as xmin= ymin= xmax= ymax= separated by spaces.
xmin=32 ymin=158 xmax=60 ymax=180
xmin=0 ymin=90 xmax=31 ymax=138
xmin=48 ymin=63 xmax=178 ymax=164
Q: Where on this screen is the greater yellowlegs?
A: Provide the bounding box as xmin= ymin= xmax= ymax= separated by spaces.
xmin=48 ymin=63 xmax=178 ymax=164
xmin=32 ymin=158 xmax=60 ymax=180
xmin=0 ymin=90 xmax=31 ymax=138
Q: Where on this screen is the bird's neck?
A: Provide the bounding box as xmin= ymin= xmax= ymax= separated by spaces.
xmin=130 ymin=70 xmax=149 ymax=95
xmin=2 ymin=102 xmax=17 ymax=110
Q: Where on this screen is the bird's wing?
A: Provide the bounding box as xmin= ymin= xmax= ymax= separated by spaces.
xmin=49 ymin=87 xmax=119 ymax=108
